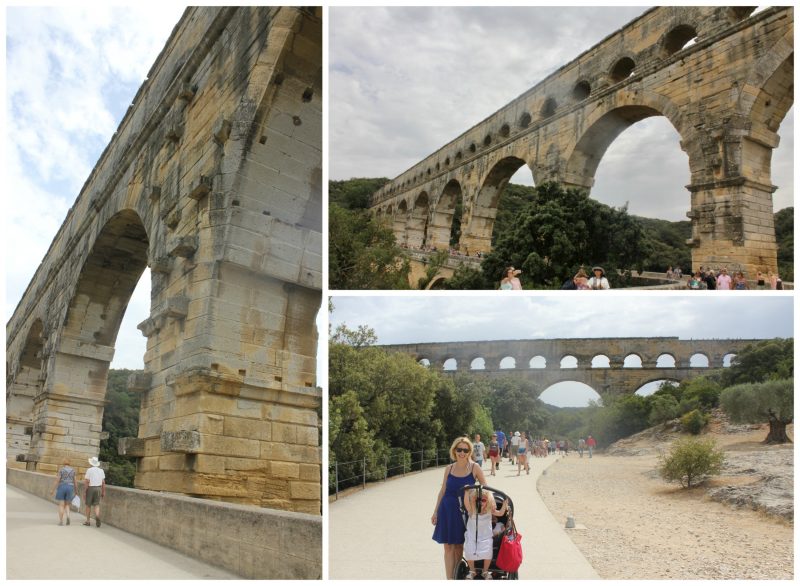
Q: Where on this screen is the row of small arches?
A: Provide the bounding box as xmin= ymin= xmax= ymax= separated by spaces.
xmin=419 ymin=353 xmax=737 ymax=370
xmin=378 ymin=7 xmax=768 ymax=200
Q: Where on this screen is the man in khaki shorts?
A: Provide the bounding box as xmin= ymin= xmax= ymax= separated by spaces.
xmin=83 ymin=456 xmax=106 ymax=527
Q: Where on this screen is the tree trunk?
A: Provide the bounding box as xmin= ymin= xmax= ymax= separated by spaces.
xmin=764 ymin=414 xmax=793 ymax=444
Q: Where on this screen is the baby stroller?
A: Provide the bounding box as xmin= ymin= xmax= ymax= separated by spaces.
xmin=454 ymin=484 xmax=520 ymax=580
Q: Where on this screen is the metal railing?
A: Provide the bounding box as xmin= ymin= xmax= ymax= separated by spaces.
xmin=329 ymin=447 xmax=453 ymax=500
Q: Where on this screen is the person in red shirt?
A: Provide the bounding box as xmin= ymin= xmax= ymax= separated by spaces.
xmin=586 ymin=435 xmax=597 ymax=458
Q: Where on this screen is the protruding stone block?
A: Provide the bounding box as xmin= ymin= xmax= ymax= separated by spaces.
xmin=161 ymin=430 xmax=202 ymax=453
xmin=165 ymin=296 xmax=189 ymax=319
xmin=150 ymin=256 xmax=173 ymax=274
xmin=128 ymin=372 xmax=153 ymax=393
xmin=148 ymin=186 xmax=161 ymax=201
xmin=188 ymin=175 xmax=212 ymax=200
xmin=167 ymin=235 xmax=197 ymax=258
xmin=213 ymin=117 xmax=232 ymax=144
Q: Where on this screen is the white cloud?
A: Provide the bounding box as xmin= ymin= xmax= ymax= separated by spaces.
xmin=5 ymin=7 xmax=185 ymax=368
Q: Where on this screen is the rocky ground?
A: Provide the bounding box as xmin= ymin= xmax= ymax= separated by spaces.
xmin=537 ymin=414 xmax=793 ymax=579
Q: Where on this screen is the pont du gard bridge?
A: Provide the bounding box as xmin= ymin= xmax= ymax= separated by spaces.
xmin=381 ymin=338 xmax=761 ymax=396
xmin=370 ymin=7 xmax=793 ymax=281
xmin=6 ymin=7 xmax=322 ymax=577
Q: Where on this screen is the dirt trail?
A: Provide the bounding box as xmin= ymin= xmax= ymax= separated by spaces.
xmin=537 ymin=417 xmax=793 ymax=579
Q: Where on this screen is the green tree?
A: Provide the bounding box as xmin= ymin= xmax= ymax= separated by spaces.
xmin=648 ymin=394 xmax=680 ymax=426
xmin=329 ymin=203 xmax=410 ymax=289
xmin=680 ymin=409 xmax=708 ymax=435
xmin=480 ymin=182 xmax=648 ymax=289
xmin=483 ymin=377 xmax=549 ymax=434
xmin=721 ymin=339 xmax=793 ymax=386
xmin=658 ymin=437 xmax=725 ymax=488
xmin=417 ymin=250 xmax=450 ymax=289
xmin=774 ymin=207 xmax=793 ymax=282
xmin=329 ymin=177 xmax=389 ymax=210
xmin=100 ymin=369 xmax=140 ymax=487
xmin=720 ymin=379 xmax=794 ymax=444
xmin=680 ymin=376 xmax=722 ymax=410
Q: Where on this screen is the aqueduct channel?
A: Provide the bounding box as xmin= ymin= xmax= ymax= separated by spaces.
xmin=381 ymin=337 xmax=761 ymax=396
xmin=6 ymin=7 xmax=322 ymax=514
xmin=370 ymin=7 xmax=793 ymax=278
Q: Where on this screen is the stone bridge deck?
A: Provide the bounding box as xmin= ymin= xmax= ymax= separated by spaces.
xmin=6 ymin=485 xmax=238 ymax=579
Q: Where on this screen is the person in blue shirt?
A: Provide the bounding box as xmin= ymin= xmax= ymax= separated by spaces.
xmin=494 ymin=430 xmax=506 ymax=470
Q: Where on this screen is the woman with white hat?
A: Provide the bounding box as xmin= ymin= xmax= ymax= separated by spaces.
xmin=587 ymin=266 xmax=610 ymax=290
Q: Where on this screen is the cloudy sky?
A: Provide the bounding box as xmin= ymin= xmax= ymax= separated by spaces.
xmin=330 ymin=6 xmax=793 ymax=222
xmin=329 ymin=294 xmax=793 ymax=406
xmin=5 ymin=6 xmax=186 ymax=368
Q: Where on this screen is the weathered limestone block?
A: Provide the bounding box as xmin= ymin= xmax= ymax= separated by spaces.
xmin=127 ymin=372 xmax=152 ymax=393
xmin=118 ymin=437 xmax=146 ymax=457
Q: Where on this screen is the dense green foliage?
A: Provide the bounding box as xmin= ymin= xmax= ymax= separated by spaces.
xmin=774 ymin=207 xmax=793 ymax=282
xmin=479 ymin=182 xmax=648 ymax=289
xmin=329 ymin=177 xmax=389 ymax=210
xmin=328 ymin=179 xmax=793 ymax=288
xmin=658 ymin=437 xmax=725 ymax=488
xmin=635 ymin=216 xmax=692 ymax=272
xmin=100 ymin=369 xmax=140 ymax=487
xmin=329 ymin=203 xmax=410 ymax=289
xmin=721 ymin=338 xmax=793 ymax=387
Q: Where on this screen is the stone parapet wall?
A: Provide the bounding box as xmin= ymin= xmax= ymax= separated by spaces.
xmin=7 ymin=468 xmax=321 ymax=579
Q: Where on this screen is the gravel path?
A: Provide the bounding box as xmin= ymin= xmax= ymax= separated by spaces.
xmin=537 ymin=430 xmax=793 ymax=580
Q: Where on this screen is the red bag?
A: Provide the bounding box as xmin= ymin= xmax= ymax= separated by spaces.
xmin=496 ymin=523 xmax=523 ymax=572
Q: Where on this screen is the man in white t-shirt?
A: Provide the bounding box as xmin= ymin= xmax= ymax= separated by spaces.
xmin=84 ymin=457 xmax=106 ymax=527
xmin=510 ymin=432 xmax=520 ymax=465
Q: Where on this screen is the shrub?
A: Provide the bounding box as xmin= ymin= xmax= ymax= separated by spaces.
xmin=658 ymin=437 xmax=725 ymax=488
xmin=680 ymin=409 xmax=707 ymax=435
xmin=648 ymin=394 xmax=680 ymax=426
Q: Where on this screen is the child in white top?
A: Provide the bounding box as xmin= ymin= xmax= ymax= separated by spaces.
xmin=463 ymin=489 xmax=509 ymax=579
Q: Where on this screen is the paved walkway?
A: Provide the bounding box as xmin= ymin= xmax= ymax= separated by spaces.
xmin=6 ymin=485 xmax=238 ymax=579
xmin=330 ymin=453 xmax=599 ymax=580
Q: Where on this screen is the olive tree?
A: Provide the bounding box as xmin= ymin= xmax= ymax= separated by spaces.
xmin=719 ymin=379 xmax=793 ymax=444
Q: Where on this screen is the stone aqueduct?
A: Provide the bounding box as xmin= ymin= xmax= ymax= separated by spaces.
xmin=370 ymin=7 xmax=794 ymax=278
xmin=6 ymin=7 xmax=322 ymax=514
xmin=381 ymin=338 xmax=760 ymax=396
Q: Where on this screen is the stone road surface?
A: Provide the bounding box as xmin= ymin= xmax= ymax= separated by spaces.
xmin=6 ymin=485 xmax=238 ymax=579
xmin=329 ymin=454 xmax=599 ymax=580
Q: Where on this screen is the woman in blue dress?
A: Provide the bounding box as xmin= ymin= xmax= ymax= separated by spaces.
xmin=431 ymin=436 xmax=487 ymax=579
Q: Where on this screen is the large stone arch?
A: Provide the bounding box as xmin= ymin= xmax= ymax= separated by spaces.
xmin=429 ymin=179 xmax=464 ymax=250
xmin=7 ymin=7 xmax=322 ymax=514
xmin=407 ymin=192 xmax=431 ymax=248
xmin=6 ymin=319 xmax=46 ymax=462
xmin=460 ymin=155 xmax=530 ymax=254
xmin=562 ymin=90 xmax=688 ymax=191
xmin=26 ymin=210 xmax=150 ymax=473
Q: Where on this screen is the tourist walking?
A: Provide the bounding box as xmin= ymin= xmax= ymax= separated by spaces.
xmin=487 ymin=434 xmax=500 ymax=476
xmin=733 ymin=271 xmax=748 ymax=290
xmin=432 ymin=437 xmax=487 ymax=579
xmin=510 ymin=431 xmax=520 ymax=465
xmin=83 ymin=456 xmax=106 ymax=527
xmin=494 ymin=430 xmax=506 ymax=470
xmin=756 ymin=271 xmax=766 ymax=290
xmin=587 ymin=266 xmax=610 ymax=289
xmin=499 ymin=267 xmax=522 ymax=290
xmin=517 ymin=432 xmax=530 ymax=476
xmin=586 ymin=435 xmax=597 ymax=458
xmin=704 ymin=269 xmax=716 ymax=290
xmin=51 ymin=459 xmax=79 ymax=526
xmin=473 ymin=434 xmax=485 ymax=470
xmin=578 ymin=438 xmax=586 ymax=457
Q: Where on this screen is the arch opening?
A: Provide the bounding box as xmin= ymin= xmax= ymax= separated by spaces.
xmin=463 ymin=156 xmax=529 ymax=253
xmin=610 ymin=57 xmax=636 ymax=83
xmin=656 ymin=354 xmax=676 ymax=368
xmin=662 ymin=25 xmax=698 ymax=57
xmin=430 ymin=179 xmax=463 ymax=250
xmin=635 ymin=379 xmax=679 ymax=396
xmin=539 ymin=381 xmax=601 ymax=408
xmin=529 ymin=356 xmax=546 ymax=369
xmin=572 ymin=80 xmax=591 ymax=102
xmin=443 ymin=358 xmax=458 ymax=371
xmin=418 ymin=358 xmax=431 ymax=368
xmin=470 ymin=357 xmax=486 ymax=370
xmin=623 ymin=354 xmax=642 ymax=368
xmin=7 ymin=319 xmax=45 ymax=463
xmin=722 ymin=353 xmax=737 ymax=368
xmin=560 ymin=355 xmax=578 ymax=369
xmin=407 ymin=192 xmax=430 ymax=249
xmin=32 ymin=209 xmax=150 ymax=474
xmin=689 ymin=353 xmax=709 ymax=367
xmin=499 ymin=357 xmax=516 ymax=369
xmin=572 ymin=105 xmax=690 ymax=222
xmin=591 ymin=355 xmax=610 ymax=368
